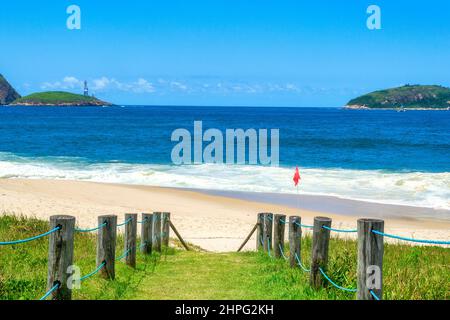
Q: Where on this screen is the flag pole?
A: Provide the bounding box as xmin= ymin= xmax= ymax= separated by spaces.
xmin=293 ymin=166 xmax=301 ymax=213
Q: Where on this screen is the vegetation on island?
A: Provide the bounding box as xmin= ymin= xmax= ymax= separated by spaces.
xmin=1 ymin=215 xmax=448 ymax=300
xmin=10 ymin=91 xmax=112 ymax=106
xmin=346 ymin=85 xmax=450 ymax=110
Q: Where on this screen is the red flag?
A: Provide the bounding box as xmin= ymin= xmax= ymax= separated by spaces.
xmin=293 ymin=167 xmax=301 ymax=186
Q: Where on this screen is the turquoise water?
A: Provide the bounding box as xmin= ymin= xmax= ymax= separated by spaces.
xmin=0 ymin=106 xmax=448 ymax=209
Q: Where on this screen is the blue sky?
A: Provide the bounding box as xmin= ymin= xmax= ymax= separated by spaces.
xmin=1 ymin=0 xmax=449 ymax=107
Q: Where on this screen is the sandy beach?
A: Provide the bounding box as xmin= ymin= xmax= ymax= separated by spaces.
xmin=0 ymin=178 xmax=449 ymax=252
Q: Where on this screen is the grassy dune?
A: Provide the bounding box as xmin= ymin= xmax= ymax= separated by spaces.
xmin=0 ymin=215 xmax=448 ymax=300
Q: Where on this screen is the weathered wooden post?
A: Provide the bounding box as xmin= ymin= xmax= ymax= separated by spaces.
xmin=152 ymin=212 xmax=162 ymax=252
xmin=357 ymin=218 xmax=384 ymax=300
xmin=47 ymin=215 xmax=75 ymax=300
xmin=161 ymin=212 xmax=171 ymax=247
xmin=289 ymin=216 xmax=302 ymax=268
xmin=124 ymin=213 xmax=137 ymax=268
xmin=273 ymin=214 xmax=286 ymax=258
xmin=237 ymin=223 xmax=258 ymax=252
xmin=256 ymin=213 xmax=264 ymax=250
xmin=169 ymin=220 xmax=190 ymax=251
xmin=263 ymin=213 xmax=273 ymax=252
xmin=96 ymin=215 xmax=117 ymax=279
xmin=310 ymin=216 xmax=332 ymax=288
xmin=140 ymin=213 xmax=153 ymax=255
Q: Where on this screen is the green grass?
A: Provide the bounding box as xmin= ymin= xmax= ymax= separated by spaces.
xmin=0 ymin=215 xmax=448 ymax=300
xmin=11 ymin=91 xmax=110 ymax=105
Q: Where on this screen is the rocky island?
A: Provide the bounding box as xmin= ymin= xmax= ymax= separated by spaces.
xmin=9 ymin=91 xmax=113 ymax=106
xmin=1 ymin=73 xmax=112 ymax=106
xmin=345 ymin=85 xmax=450 ymax=110
xmin=0 ymin=74 xmax=21 ymax=105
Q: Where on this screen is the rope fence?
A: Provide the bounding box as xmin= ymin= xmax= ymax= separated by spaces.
xmin=75 ymin=222 xmax=107 ymax=233
xmin=294 ymin=221 xmax=314 ymax=229
xmin=371 ymin=229 xmax=450 ymax=245
xmin=116 ymin=247 xmax=133 ymax=261
xmin=3 ymin=210 xmax=448 ymax=301
xmin=294 ymin=252 xmax=310 ymax=272
xmin=0 ymin=226 xmax=60 ymax=246
xmin=116 ymin=217 xmax=133 ymax=227
xmin=242 ymin=212 xmax=449 ymax=300
xmin=322 ymin=225 xmax=357 ymax=233
xmin=318 ymin=267 xmax=357 ymax=293
xmin=0 ymin=211 xmax=189 ymax=300
xmin=39 ymin=283 xmax=60 ymax=301
xmin=80 ymin=262 xmax=106 ymax=281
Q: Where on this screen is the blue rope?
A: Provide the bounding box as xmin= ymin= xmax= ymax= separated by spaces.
xmin=117 ymin=217 xmax=132 ymax=227
xmin=75 ymin=222 xmax=107 ymax=233
xmin=294 ymin=252 xmax=310 ymax=272
xmin=140 ymin=242 xmax=148 ymax=249
xmin=319 ymin=267 xmax=357 ymax=293
xmin=280 ymin=218 xmax=288 ymax=224
xmin=278 ymin=244 xmax=288 ymax=260
xmin=39 ymin=282 xmax=60 ymax=300
xmin=322 ymin=225 xmax=357 ymax=233
xmin=80 ymin=262 xmax=106 ymax=281
xmin=370 ymin=289 xmax=381 ymax=300
xmin=0 ymin=226 xmax=60 ymax=246
xmin=116 ymin=248 xmax=132 ymax=261
xmin=295 ymin=222 xmax=314 ymax=229
xmin=137 ymin=217 xmax=149 ymax=224
xmin=372 ymin=230 xmax=450 ymax=245
xmin=267 ymin=238 xmax=271 ymax=257
xmin=260 ymin=236 xmax=264 ymax=247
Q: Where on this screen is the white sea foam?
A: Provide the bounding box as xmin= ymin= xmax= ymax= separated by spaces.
xmin=0 ymin=153 xmax=448 ymax=210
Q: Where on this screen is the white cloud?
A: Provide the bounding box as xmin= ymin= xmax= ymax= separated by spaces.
xmin=132 ymin=78 xmax=155 ymax=93
xmin=170 ymin=81 xmax=189 ymax=91
xmin=92 ymin=77 xmax=112 ymax=90
xmin=39 ymin=76 xmax=330 ymax=96
xmin=41 ymin=76 xmax=156 ymax=94
xmin=41 ymin=76 xmax=83 ymax=90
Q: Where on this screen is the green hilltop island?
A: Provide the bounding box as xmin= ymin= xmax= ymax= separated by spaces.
xmin=0 ymin=74 xmax=112 ymax=106
xmin=344 ymin=85 xmax=450 ymax=110
xmin=10 ymin=91 xmax=113 ymax=106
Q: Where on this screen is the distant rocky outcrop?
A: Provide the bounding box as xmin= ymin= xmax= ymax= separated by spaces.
xmin=0 ymin=74 xmax=21 ymax=105
xmin=345 ymin=85 xmax=450 ymax=110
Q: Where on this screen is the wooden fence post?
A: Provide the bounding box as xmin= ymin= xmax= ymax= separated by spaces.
xmin=124 ymin=213 xmax=137 ymax=268
xmin=273 ymin=214 xmax=286 ymax=258
xmin=237 ymin=223 xmax=258 ymax=252
xmin=161 ymin=212 xmax=171 ymax=247
xmin=310 ymin=216 xmax=332 ymax=288
xmin=152 ymin=212 xmax=162 ymax=253
xmin=289 ymin=216 xmax=301 ymax=268
xmin=357 ymin=218 xmax=384 ymax=300
xmin=97 ymin=215 xmax=117 ymax=279
xmin=256 ymin=213 xmax=264 ymax=250
xmin=263 ymin=213 xmax=273 ymax=252
xmin=140 ymin=213 xmax=153 ymax=255
xmin=169 ymin=220 xmax=190 ymax=251
xmin=47 ymin=215 xmax=75 ymax=300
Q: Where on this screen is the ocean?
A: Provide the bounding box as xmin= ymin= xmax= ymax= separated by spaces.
xmin=0 ymin=106 xmax=449 ymax=211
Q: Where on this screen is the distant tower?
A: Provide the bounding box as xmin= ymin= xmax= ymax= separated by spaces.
xmin=84 ymin=81 xmax=89 ymax=96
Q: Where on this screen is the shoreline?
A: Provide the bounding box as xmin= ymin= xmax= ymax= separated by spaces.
xmin=0 ymin=178 xmax=449 ymax=251
xmin=196 ymin=188 xmax=450 ymax=222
